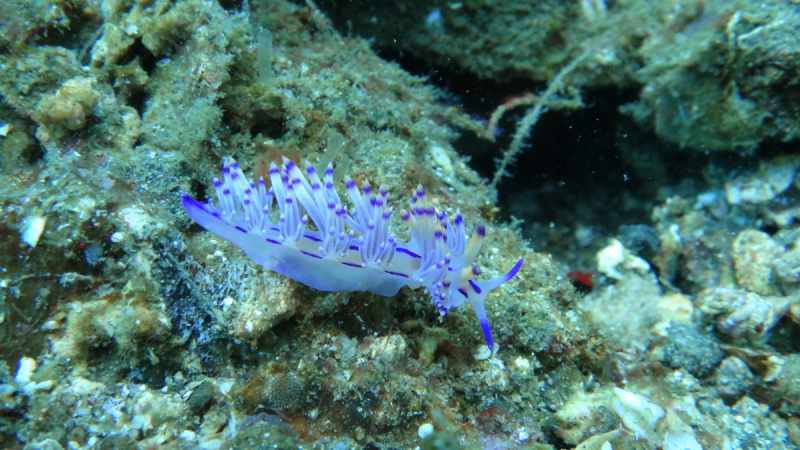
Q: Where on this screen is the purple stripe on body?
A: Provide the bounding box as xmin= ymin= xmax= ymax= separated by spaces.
xmin=342 ymin=262 xmax=363 ymax=268
xmin=266 ymin=238 xmax=281 ymax=245
xmin=303 ymin=234 xmax=322 ymax=242
xmin=301 ymin=250 xmax=322 ymax=259
xmin=396 ymin=247 xmax=421 ymax=258
xmin=384 ymin=270 xmax=409 ymax=278
xmin=458 ymin=288 xmax=468 ymax=298
xmin=235 ymin=226 xmax=248 ymax=233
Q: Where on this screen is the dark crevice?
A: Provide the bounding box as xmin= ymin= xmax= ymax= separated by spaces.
xmin=26 ymin=140 xmax=46 ymax=166
xmin=136 ymin=359 xmax=177 ymax=390
xmin=36 ymin=26 xmax=76 ymax=48
xmin=34 ymin=6 xmax=98 ymax=51
xmin=113 ymin=38 xmax=155 ymax=118
xmin=495 ymin=88 xmax=650 ymax=225
xmin=117 ymin=37 xmax=158 ymax=76
xmin=768 ymin=319 xmax=800 ymax=355
xmin=126 ymin=87 xmax=150 ymax=118
xmin=190 ymin=178 xmax=209 ymax=204
xmin=218 ymin=0 xmax=245 ymax=11
xmin=761 ymin=223 xmax=780 ymax=236
xmin=249 ymin=109 xmax=288 ymax=139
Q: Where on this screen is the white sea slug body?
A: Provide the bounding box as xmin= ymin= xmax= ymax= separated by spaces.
xmin=181 ymin=157 xmax=523 ymax=349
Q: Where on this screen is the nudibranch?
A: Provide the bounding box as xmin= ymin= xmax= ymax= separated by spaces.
xmin=181 ymin=157 xmax=523 ymax=350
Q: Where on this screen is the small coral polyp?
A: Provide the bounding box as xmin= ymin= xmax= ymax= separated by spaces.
xmin=182 ymin=157 xmax=523 ymax=349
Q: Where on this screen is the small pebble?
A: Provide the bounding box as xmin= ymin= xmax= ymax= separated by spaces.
xmin=418 ymin=423 xmax=434 ymax=439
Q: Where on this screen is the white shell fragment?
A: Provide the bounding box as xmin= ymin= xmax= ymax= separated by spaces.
xmin=610 ymin=387 xmax=701 ymax=450
xmin=14 ymin=357 xmax=37 ymax=385
xmin=473 ymin=342 xmax=499 ymax=360
xmin=611 ymin=388 xmax=664 ymax=441
xmin=430 ymin=144 xmax=454 ymax=179
xmin=120 ymin=206 xmax=151 ymax=235
xmin=418 ymin=423 xmax=434 ymax=439
xmin=597 ymin=239 xmax=651 ymax=280
xmin=21 ymin=216 xmax=46 ymax=248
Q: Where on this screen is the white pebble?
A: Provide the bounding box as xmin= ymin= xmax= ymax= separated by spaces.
xmin=15 ymin=357 xmax=37 ymax=385
xmin=21 ymin=216 xmax=46 ymax=248
xmin=418 ymin=423 xmax=434 ymax=439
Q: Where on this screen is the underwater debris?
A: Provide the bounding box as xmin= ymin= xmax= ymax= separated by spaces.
xmin=695 ymin=287 xmax=789 ymax=338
